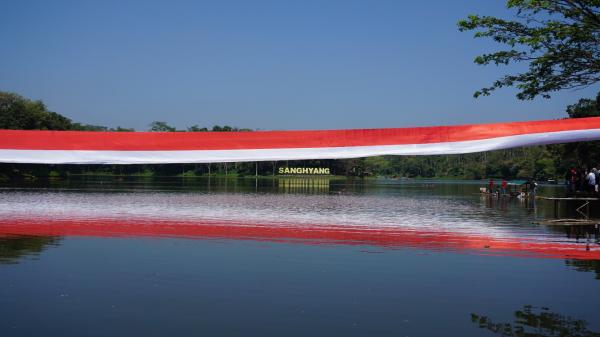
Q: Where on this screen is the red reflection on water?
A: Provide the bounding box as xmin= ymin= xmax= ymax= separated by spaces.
xmin=0 ymin=217 xmax=598 ymax=260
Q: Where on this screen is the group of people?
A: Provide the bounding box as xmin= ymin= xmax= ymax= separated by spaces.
xmin=487 ymin=178 xmax=538 ymax=198
xmin=566 ymin=167 xmax=600 ymax=194
xmin=488 ymin=179 xmax=508 ymax=195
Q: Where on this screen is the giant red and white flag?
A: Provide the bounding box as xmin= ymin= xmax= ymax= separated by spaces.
xmin=0 ymin=117 xmax=599 ymax=164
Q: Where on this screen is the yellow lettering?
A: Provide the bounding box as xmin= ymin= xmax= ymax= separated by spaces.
xmin=279 ymin=167 xmax=331 ymax=175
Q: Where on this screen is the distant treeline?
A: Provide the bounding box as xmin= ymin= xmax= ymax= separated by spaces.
xmin=1 ymin=91 xmax=599 ymax=181
xmin=0 ymin=91 xmax=250 ymax=133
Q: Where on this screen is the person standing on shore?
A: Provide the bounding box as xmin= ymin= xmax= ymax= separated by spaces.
xmin=501 ymin=179 xmax=507 ymax=195
xmin=594 ymin=168 xmax=600 ymax=194
xmin=567 ymin=168 xmax=577 ymax=193
xmin=587 ymin=169 xmax=596 ymax=193
xmin=488 ymin=178 xmax=494 ymax=193
xmin=528 ymin=179 xmax=538 ymax=195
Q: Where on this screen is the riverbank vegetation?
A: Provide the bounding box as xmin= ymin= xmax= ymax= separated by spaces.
xmin=1 ymin=91 xmax=600 ymax=182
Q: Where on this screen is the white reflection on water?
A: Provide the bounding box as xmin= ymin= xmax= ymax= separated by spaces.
xmin=0 ymin=189 xmax=566 ymax=242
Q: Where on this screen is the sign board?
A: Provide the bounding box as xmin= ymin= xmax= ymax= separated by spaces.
xmin=278 ymin=167 xmax=330 ymax=175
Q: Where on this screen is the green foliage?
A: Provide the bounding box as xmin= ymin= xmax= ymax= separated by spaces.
xmin=71 ymin=123 xmax=109 ymax=131
xmin=112 ymin=126 xmax=136 ymax=132
xmin=567 ymin=96 xmax=599 ymax=118
xmin=187 ymin=125 xmax=209 ymax=132
xmin=363 ymin=156 xmax=393 ymax=175
xmin=0 ymin=92 xmax=73 ymax=130
xmin=558 ymin=95 xmax=600 ymax=170
xmin=212 ymin=125 xmax=230 ymax=132
xmin=355 ymin=146 xmax=557 ymax=180
xmin=149 ymin=121 xmax=177 ymax=132
xmin=211 ymin=125 xmax=252 ymax=132
xmin=458 ymin=0 xmax=600 ymax=99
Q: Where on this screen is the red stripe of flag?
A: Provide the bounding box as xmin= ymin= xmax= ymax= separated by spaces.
xmin=0 ymin=217 xmax=598 ymax=260
xmin=0 ymin=117 xmax=599 ymax=151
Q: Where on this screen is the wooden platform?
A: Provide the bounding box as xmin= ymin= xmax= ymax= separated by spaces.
xmin=537 ymin=197 xmax=599 ymax=219
xmin=537 ymin=197 xmax=600 ymax=201
xmin=535 ymin=219 xmax=600 ymax=226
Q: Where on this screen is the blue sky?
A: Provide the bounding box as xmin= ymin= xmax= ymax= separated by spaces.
xmin=1 ymin=0 xmax=598 ymax=131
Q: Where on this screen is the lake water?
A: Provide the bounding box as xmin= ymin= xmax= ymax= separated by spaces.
xmin=0 ymin=177 xmax=599 ymax=337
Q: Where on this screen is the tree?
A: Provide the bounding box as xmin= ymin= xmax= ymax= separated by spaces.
xmin=363 ymin=156 xmax=393 ymax=176
xmin=212 ymin=125 xmax=237 ymax=131
xmin=111 ymin=126 xmax=135 ymax=132
xmin=559 ymin=95 xmax=600 ymax=168
xmin=458 ymin=0 xmax=600 ymax=100
xmin=0 ymin=91 xmax=73 ymax=130
xmin=71 ymin=123 xmax=109 ymax=131
xmin=187 ymin=124 xmax=208 ymax=132
xmin=566 ymin=95 xmax=600 ymax=118
xmin=149 ymin=121 xmax=176 ymax=132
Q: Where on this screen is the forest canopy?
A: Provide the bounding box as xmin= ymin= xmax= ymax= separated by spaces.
xmin=459 ymin=0 xmax=600 ymax=100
